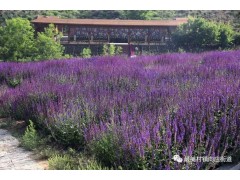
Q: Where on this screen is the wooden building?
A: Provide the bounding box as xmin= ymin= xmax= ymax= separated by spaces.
xmin=32 ymin=16 xmax=188 ymax=56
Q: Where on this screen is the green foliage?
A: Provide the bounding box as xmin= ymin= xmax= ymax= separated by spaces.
xmin=62 ymin=54 xmax=73 ymax=59
xmin=151 ymin=11 xmax=176 ymax=20
xmin=42 ymin=24 xmax=60 ymax=39
xmin=0 ymin=18 xmax=64 ymax=61
xmin=218 ymin=23 xmax=234 ymax=49
xmin=1 ymin=11 xmax=240 ymax=32
xmin=88 ymin=131 xmax=121 ymax=167
xmin=102 ymin=44 xmax=121 ymax=56
xmin=172 ymin=17 xmax=235 ymax=52
xmin=51 ymin=120 xmax=84 ymax=149
xmin=37 ymin=145 xmax=60 ymax=159
xmin=0 ymin=18 xmax=35 ymax=61
xmin=51 ymin=121 xmax=84 ymax=148
xmin=177 ymin=48 xmax=185 ymax=53
xmin=48 ymin=154 xmax=74 ymax=170
xmin=34 ymin=24 xmax=64 ymax=61
xmin=109 ymin=44 xmax=116 ymax=56
xmin=48 ymin=99 xmax=94 ymax=148
xmin=77 ymin=155 xmax=111 ymax=170
xmin=6 ymin=77 xmax=22 ymax=88
xmin=0 ymin=10 xmax=156 ymax=21
xmin=115 ymin=46 xmax=123 ymax=55
xmin=102 ymin=44 xmax=109 ymax=56
xmin=77 ymin=160 xmax=107 ymax=170
xmin=233 ymin=32 xmax=240 ymax=46
xmin=172 ymin=18 xmax=220 ymax=52
xmin=81 ymin=48 xmax=92 ymax=58
xmin=48 ymin=153 xmax=110 ymax=170
xmin=123 ymin=11 xmax=156 ymax=20
xmin=21 ymin=120 xmax=40 ymax=150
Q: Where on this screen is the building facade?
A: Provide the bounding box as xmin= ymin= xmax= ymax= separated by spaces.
xmin=32 ymin=16 xmax=188 ymax=56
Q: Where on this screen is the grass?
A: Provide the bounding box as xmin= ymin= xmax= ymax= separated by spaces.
xmin=48 ymin=154 xmax=74 ymax=170
xmin=0 ymin=118 xmax=110 ymax=170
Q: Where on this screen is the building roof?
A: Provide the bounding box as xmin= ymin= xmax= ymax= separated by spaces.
xmin=32 ymin=16 xmax=188 ymax=27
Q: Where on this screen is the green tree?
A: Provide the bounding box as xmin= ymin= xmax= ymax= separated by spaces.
xmin=218 ymin=23 xmax=234 ymax=49
xmin=172 ymin=18 xmax=220 ymax=52
xmin=172 ymin=17 xmax=235 ymax=52
xmin=0 ymin=18 xmax=35 ymax=61
xmin=34 ymin=24 xmax=64 ymax=60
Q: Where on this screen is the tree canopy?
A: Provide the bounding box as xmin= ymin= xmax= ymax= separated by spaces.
xmin=1 ymin=10 xmax=239 ymax=31
xmin=35 ymin=24 xmax=64 ymax=60
xmin=0 ymin=18 xmax=35 ymax=61
xmin=172 ymin=18 xmax=235 ymax=52
xmin=0 ymin=18 xmax=64 ymax=61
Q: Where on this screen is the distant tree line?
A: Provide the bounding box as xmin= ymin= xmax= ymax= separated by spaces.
xmin=1 ymin=10 xmax=240 ymax=30
xmin=0 ymin=10 xmax=176 ymax=24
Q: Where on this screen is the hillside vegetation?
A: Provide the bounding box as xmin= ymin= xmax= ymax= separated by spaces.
xmin=0 ymin=10 xmax=240 ymax=30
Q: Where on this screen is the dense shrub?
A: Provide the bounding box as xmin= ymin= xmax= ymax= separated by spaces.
xmin=77 ymin=155 xmax=111 ymax=170
xmin=88 ymin=131 xmax=122 ymax=168
xmin=21 ymin=120 xmax=40 ymax=150
xmin=48 ymin=153 xmax=110 ymax=170
xmin=102 ymin=44 xmax=109 ymax=56
xmin=102 ymin=44 xmax=120 ymax=56
xmin=81 ymin=48 xmax=92 ymax=58
xmin=115 ymin=46 xmax=123 ymax=55
xmin=45 ymin=99 xmax=95 ymax=148
xmin=233 ymin=32 xmax=240 ymax=46
xmin=48 ymin=154 xmax=74 ymax=170
xmin=109 ymin=44 xmax=116 ymax=56
xmin=218 ymin=23 xmax=234 ymax=49
xmin=51 ymin=121 xmax=84 ymax=148
xmin=172 ymin=18 xmax=235 ymax=52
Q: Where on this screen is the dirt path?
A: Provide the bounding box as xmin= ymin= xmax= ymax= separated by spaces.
xmin=0 ymin=129 xmax=45 ymax=170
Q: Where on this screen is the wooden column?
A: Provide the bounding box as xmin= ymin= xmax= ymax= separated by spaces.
xmin=91 ymin=35 xmax=93 ymax=42
xmin=107 ymin=33 xmax=110 ymax=43
xmin=128 ymin=32 xmax=131 ymax=57
xmin=68 ymin=26 xmax=71 ymax=42
xmin=145 ymin=35 xmax=148 ymax=43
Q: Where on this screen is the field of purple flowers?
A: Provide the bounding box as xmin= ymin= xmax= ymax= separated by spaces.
xmin=0 ymin=50 xmax=240 ymax=169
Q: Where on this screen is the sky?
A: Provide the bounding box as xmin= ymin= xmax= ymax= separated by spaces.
xmin=0 ymin=0 xmax=240 ymax=10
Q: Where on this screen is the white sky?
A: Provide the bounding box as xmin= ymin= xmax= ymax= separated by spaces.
xmin=0 ymin=0 xmax=240 ymax=10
